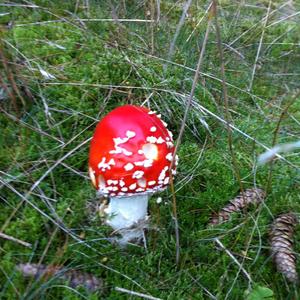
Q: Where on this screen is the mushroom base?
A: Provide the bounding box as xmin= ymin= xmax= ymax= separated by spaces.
xmin=103 ymin=194 xmax=149 ymax=245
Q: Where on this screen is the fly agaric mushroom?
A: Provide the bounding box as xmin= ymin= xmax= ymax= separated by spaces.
xmin=89 ymin=105 xmax=177 ymax=243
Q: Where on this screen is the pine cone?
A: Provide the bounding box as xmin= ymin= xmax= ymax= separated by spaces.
xmin=16 ymin=263 xmax=103 ymax=292
xmin=269 ymin=213 xmax=298 ymax=283
xmin=209 ymin=188 xmax=266 ymax=226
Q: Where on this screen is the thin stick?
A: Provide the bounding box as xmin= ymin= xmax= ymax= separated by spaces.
xmin=213 ymin=0 xmax=244 ymax=192
xmin=0 ymin=4 xmax=39 ymax=8
xmin=0 ymin=46 xmax=26 ymax=107
xmin=84 ymin=0 xmax=90 ymax=18
xmin=186 ymin=2 xmax=213 ymax=42
xmin=0 ymin=64 xmax=20 ymax=116
xmin=165 ymin=0 xmax=192 ymax=70
xmin=155 ymin=0 xmax=160 ymax=23
xmin=228 ymin=1 xmax=289 ymax=46
xmin=0 ymin=232 xmax=32 ymax=248
xmin=186 ymin=273 xmax=217 ymax=300
xmin=170 ymin=5 xmax=215 ymax=266
xmin=267 ymin=11 xmax=300 ymax=28
xmin=214 ymin=238 xmax=252 ymax=283
xmin=115 ymin=287 xmax=162 ymax=300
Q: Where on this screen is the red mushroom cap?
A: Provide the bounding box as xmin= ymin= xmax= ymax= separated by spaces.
xmin=88 ymin=105 xmax=177 ymax=197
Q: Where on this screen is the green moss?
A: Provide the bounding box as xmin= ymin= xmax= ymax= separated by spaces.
xmin=1 ymin=1 xmax=300 ymax=299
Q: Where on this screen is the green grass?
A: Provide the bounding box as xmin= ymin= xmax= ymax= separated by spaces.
xmin=1 ymin=0 xmax=300 ymax=299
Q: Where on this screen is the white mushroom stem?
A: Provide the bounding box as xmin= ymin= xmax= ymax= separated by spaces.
xmin=104 ymin=194 xmax=149 ymax=244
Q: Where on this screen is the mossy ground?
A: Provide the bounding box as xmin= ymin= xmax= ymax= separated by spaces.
xmin=0 ymin=1 xmax=300 ymax=299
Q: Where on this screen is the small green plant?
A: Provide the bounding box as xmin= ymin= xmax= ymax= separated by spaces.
xmin=244 ymin=285 xmax=275 ymax=300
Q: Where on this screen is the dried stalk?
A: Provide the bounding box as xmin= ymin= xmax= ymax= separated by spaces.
xmin=0 ymin=232 xmax=32 ymax=248
xmin=212 ymin=0 xmax=244 ymax=193
xmin=170 ymin=4 xmax=215 ymax=266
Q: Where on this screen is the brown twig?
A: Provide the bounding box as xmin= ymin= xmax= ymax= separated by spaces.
xmin=0 ymin=231 xmax=32 ymax=248
xmin=149 ymin=0 xmax=156 ymax=55
xmin=248 ymin=0 xmax=272 ymax=92
xmin=212 ymin=0 xmax=244 ymax=193
xmin=0 ymin=74 xmax=19 ymax=116
xmin=0 ymin=37 xmax=27 ymax=113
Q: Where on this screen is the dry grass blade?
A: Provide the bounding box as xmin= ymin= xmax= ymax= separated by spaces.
xmin=209 ymin=188 xmax=266 ymax=226
xmin=115 ymin=287 xmax=162 ymax=300
xmin=213 ymin=0 xmax=243 ymax=192
xmin=14 ymin=18 xmax=155 ymax=27
xmin=170 ymin=3 xmax=215 ymax=266
xmin=248 ymin=0 xmax=272 ymax=92
xmin=165 ymin=0 xmax=192 ymax=69
xmin=269 ymin=213 xmax=298 ymax=283
xmin=214 ymin=238 xmax=252 ymax=284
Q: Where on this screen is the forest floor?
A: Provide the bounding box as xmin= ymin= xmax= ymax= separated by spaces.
xmin=0 ymin=1 xmax=300 ymax=299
